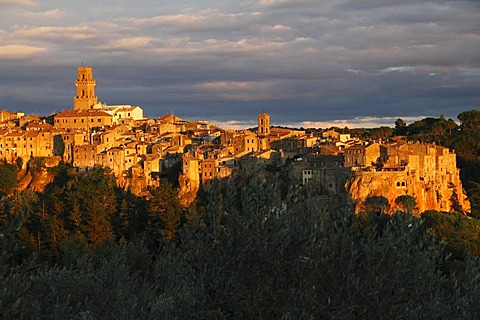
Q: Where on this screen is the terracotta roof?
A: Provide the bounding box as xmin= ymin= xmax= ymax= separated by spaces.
xmin=25 ymin=131 xmax=40 ymax=138
xmin=5 ymin=131 xmax=26 ymax=137
xmin=55 ymin=109 xmax=113 ymax=118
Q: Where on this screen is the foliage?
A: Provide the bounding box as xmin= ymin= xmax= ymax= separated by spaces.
xmin=1 ymin=171 xmax=480 ymax=319
xmin=0 ymin=161 xmax=18 ymax=196
xmin=148 ymin=180 xmax=182 ymax=242
xmin=395 ymin=194 xmax=418 ymax=215
xmin=394 ymin=118 xmax=407 ymax=135
xmin=362 ymin=195 xmax=390 ymax=214
xmin=370 ymin=126 xmax=393 ymax=140
xmin=422 ymin=210 xmax=480 ymax=258
xmin=3 ymin=112 xmax=480 ymax=318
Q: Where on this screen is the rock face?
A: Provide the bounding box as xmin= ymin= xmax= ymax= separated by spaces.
xmin=345 ymin=169 xmax=470 ymax=214
xmin=15 ymin=158 xmax=157 ymax=197
xmin=345 ymin=142 xmax=471 ymax=214
xmin=17 ymin=157 xmax=62 ymax=192
xmin=178 ymin=174 xmax=200 ymax=208
xmin=116 ymin=164 xmax=158 ymax=197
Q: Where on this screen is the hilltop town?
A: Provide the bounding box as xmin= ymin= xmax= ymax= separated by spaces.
xmin=0 ymin=66 xmax=470 ymax=213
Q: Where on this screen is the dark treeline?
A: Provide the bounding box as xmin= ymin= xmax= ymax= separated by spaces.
xmin=1 ymin=162 xmax=480 ymax=319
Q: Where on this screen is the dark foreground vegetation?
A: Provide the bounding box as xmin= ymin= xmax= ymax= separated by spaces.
xmin=1 ymin=164 xmax=480 ymax=319
xmin=1 ymin=109 xmax=480 ymax=319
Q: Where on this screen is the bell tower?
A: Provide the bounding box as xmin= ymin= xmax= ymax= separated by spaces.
xmin=257 ymin=113 xmax=270 ymax=137
xmin=73 ymin=65 xmax=98 ymax=110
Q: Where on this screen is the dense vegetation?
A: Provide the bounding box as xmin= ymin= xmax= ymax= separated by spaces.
xmin=1 ymin=163 xmax=480 ymax=319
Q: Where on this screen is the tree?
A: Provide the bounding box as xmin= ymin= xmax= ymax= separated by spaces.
xmin=458 ymin=110 xmax=480 ymax=130
xmin=395 ymin=195 xmax=418 ymax=215
xmin=149 ymin=181 xmax=182 ymax=241
xmin=394 ymin=118 xmax=407 ymax=135
xmin=467 ymin=181 xmax=480 ymax=216
xmin=0 ymin=161 xmax=17 ymax=196
xmin=362 ymin=196 xmax=390 ymax=214
xmin=370 ymin=126 xmax=393 ymax=140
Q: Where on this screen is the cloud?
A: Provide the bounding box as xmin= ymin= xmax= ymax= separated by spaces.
xmin=0 ymin=0 xmax=35 ymax=7
xmin=213 ymin=120 xmax=257 ymax=130
xmin=299 ymin=116 xmax=430 ymax=129
xmin=0 ymin=0 xmax=478 ymax=126
xmin=0 ymin=44 xmax=46 ymax=59
xmin=379 ymin=66 xmax=416 ymax=73
xmin=195 ymin=81 xmax=276 ymax=91
xmin=24 ymin=8 xmax=64 ymax=19
xmin=123 ymin=9 xmax=258 ymax=33
xmin=11 ymin=25 xmax=96 ymax=40
xmin=97 ymin=36 xmax=152 ymax=51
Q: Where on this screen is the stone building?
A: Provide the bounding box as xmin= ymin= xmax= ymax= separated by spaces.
xmin=74 ymin=65 xmax=98 ymax=110
xmin=0 ymin=128 xmax=59 ymax=162
xmin=54 ymin=109 xmax=114 ymax=130
xmin=346 ymin=142 xmax=470 ymax=213
xmin=344 ymin=143 xmax=380 ymax=167
xmin=102 ymin=105 xmax=144 ymax=123
xmin=257 ymin=113 xmax=270 ymax=137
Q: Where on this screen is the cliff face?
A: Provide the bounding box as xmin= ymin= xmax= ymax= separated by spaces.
xmin=345 ymin=170 xmax=470 ymax=214
xmin=15 ymin=158 xmax=157 ymax=197
xmin=116 ymin=164 xmax=158 ymax=197
xmin=17 ymin=157 xmax=62 ymax=192
xmin=178 ymin=174 xmax=200 ymax=208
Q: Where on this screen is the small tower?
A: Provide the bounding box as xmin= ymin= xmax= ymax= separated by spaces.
xmin=73 ymin=65 xmax=98 ymax=110
xmin=257 ymin=113 xmax=270 ymax=137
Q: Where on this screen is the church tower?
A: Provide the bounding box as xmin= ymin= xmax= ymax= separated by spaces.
xmin=257 ymin=113 xmax=270 ymax=137
xmin=73 ymin=65 xmax=98 ymax=110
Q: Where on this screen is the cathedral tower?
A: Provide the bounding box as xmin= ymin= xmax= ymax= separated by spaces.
xmin=73 ymin=65 xmax=98 ymax=110
xmin=257 ymin=113 xmax=270 ymax=137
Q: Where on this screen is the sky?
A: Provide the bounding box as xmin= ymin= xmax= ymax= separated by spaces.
xmin=0 ymin=0 xmax=479 ymax=129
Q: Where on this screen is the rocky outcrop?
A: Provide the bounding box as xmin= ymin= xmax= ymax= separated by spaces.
xmin=178 ymin=174 xmax=200 ymax=208
xmin=345 ymin=170 xmax=470 ymax=214
xmin=17 ymin=157 xmax=62 ymax=192
xmin=116 ymin=164 xmax=157 ymax=197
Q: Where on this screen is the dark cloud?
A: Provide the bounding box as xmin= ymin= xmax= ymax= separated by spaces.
xmin=0 ymin=0 xmax=478 ymax=127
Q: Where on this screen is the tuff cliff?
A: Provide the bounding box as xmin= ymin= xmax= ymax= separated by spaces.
xmin=178 ymin=174 xmax=200 ymax=208
xmin=345 ymin=169 xmax=470 ymax=214
xmin=17 ymin=157 xmax=62 ymax=192
xmin=15 ymin=157 xmax=156 ymax=197
xmin=115 ymin=164 xmax=156 ymax=196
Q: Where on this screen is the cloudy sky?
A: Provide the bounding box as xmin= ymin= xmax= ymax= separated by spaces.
xmin=1 ymin=0 xmax=479 ymax=128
